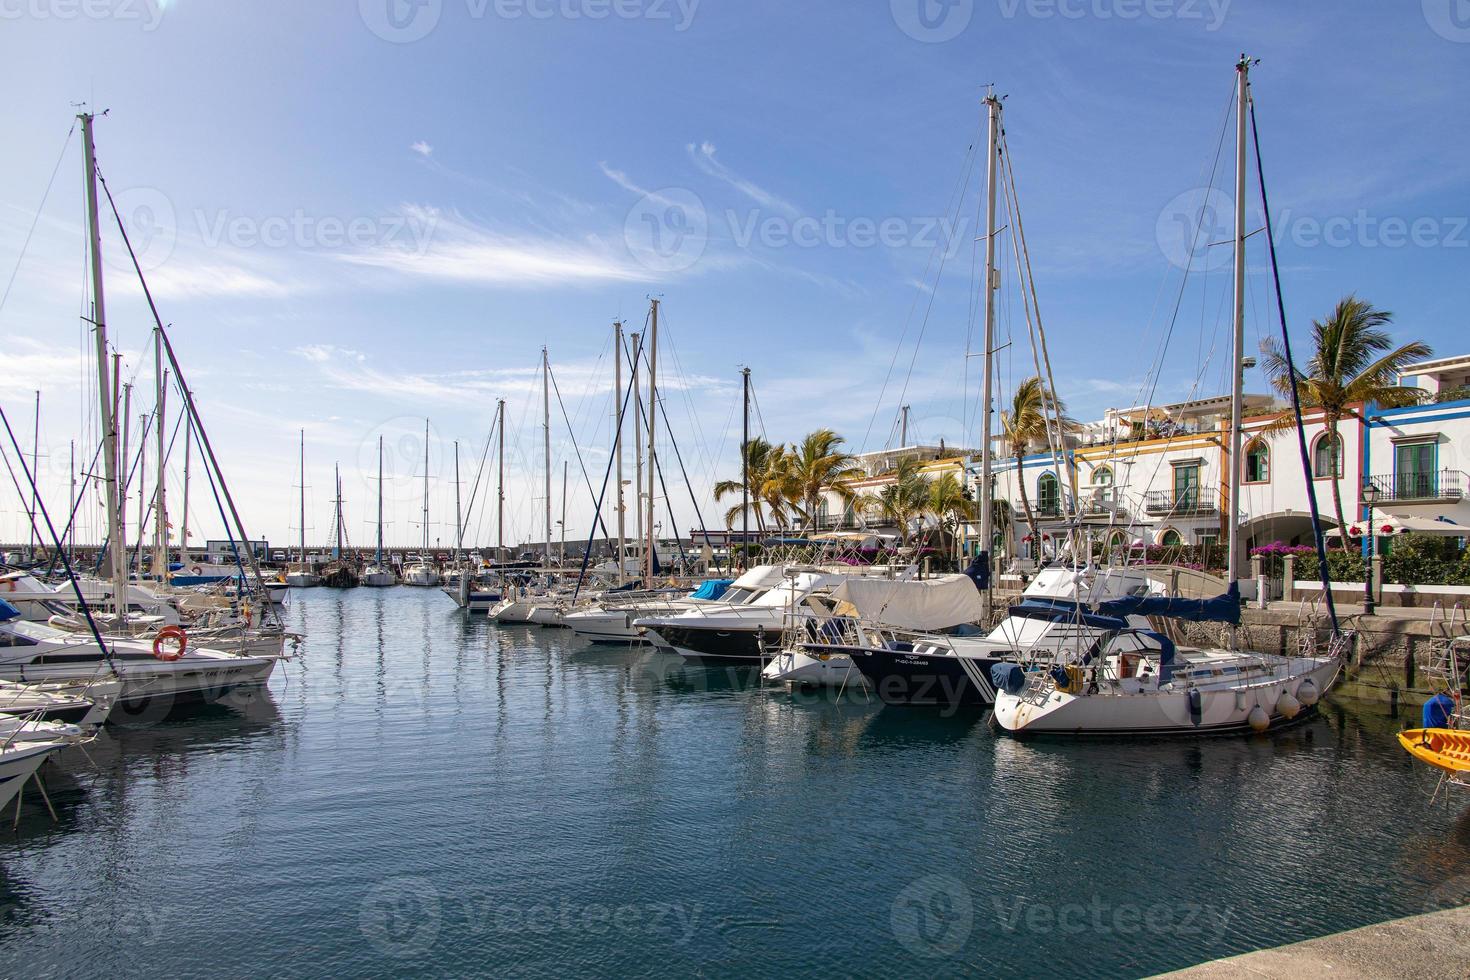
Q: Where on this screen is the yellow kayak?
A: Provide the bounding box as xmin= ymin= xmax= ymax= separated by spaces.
xmin=1399 ymin=729 xmax=1470 ymax=774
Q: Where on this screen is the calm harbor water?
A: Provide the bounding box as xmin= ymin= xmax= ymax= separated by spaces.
xmin=2 ymin=587 xmax=1468 ymax=978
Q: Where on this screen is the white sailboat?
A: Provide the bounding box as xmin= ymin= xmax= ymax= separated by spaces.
xmin=286 ymin=430 xmax=320 ymax=587
xmin=992 ymin=59 xmax=1341 ymax=737
xmin=361 ymin=435 xmax=395 ymax=587
xmin=402 ymin=420 xmax=440 ymax=587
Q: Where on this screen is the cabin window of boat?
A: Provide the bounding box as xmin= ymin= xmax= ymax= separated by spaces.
xmin=1312 ymin=433 xmax=1343 ymax=479
xmin=1244 ymin=440 xmax=1269 ymax=484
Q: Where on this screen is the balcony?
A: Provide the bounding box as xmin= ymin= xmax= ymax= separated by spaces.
xmin=1143 ymin=489 xmax=1218 ymax=516
xmin=1367 ymin=470 xmax=1464 ymax=503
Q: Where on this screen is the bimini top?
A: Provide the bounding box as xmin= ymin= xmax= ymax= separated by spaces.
xmin=1096 ymin=584 xmax=1241 ymax=626
xmin=832 ymin=574 xmax=986 ymax=631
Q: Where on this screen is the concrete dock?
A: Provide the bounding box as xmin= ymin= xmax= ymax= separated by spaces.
xmin=1155 ymin=905 xmax=1470 ymax=978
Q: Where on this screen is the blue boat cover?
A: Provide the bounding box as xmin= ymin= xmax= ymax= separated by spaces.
xmin=1008 ymin=602 xmax=1129 ymax=632
xmin=1095 ymin=583 xmax=1241 ymax=626
xmin=689 ymin=579 xmax=733 ymax=601
xmin=963 ymin=552 xmax=990 ymax=591
xmin=991 ymin=662 xmax=1026 ymax=695
xmin=0 ymin=598 xmax=19 ymax=623
xmin=1135 ymin=629 xmax=1178 ymax=683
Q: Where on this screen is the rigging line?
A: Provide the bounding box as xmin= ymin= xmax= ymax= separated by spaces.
xmin=859 ymin=119 xmax=984 ymax=453
xmin=0 ymin=121 xmax=77 ymax=318
xmin=888 ymin=141 xmax=984 ymax=450
xmin=1136 ymin=78 xmax=1239 ymax=419
xmin=461 ymin=411 xmax=499 ymax=535
xmin=1250 ymin=96 xmax=1340 ymax=635
xmin=653 ymin=378 xmax=724 ymax=574
xmin=0 ymin=403 xmax=117 ymax=669
xmin=546 ymin=362 xmax=613 ymax=544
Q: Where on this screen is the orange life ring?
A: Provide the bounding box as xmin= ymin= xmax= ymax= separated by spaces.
xmin=153 ymin=625 xmax=188 ymax=662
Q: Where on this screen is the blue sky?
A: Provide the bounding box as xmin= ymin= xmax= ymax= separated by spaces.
xmin=1 ymin=0 xmax=1467 ymax=550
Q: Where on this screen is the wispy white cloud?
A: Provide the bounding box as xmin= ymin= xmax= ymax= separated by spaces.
xmin=334 ymin=204 xmax=662 ymax=287
xmin=411 ymin=140 xmax=433 ymax=157
xmin=686 ymin=141 xmax=799 ymax=216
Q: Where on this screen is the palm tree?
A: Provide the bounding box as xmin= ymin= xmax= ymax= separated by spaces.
xmin=925 ymin=472 xmax=974 ymax=558
xmin=1000 ymin=376 xmax=1074 ymax=558
xmin=783 ymin=429 xmax=864 ymax=532
xmin=860 ymin=457 xmax=931 ymax=547
xmin=713 ymin=437 xmax=793 ymax=533
xmin=1260 ymin=296 xmax=1430 ymax=549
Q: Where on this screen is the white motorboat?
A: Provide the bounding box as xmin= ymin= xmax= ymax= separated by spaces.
xmin=0 ymin=679 xmax=118 ymax=729
xmin=401 ymin=562 xmax=440 ymax=587
xmin=285 ymin=569 xmax=320 ymax=588
xmin=0 ymin=739 xmax=67 ymax=814
xmin=0 ymin=600 xmax=280 ymax=710
xmin=361 ymin=565 xmax=395 ymax=588
xmin=761 ymin=648 xmax=868 ymax=689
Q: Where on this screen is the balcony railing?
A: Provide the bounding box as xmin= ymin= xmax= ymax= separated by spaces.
xmin=1143 ymin=489 xmax=1218 ymax=516
xmin=1367 ymin=469 xmax=1464 ymax=503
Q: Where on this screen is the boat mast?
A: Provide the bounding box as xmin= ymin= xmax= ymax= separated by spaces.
xmin=180 ymin=416 xmax=190 ymax=566
xmin=630 ymin=332 xmax=644 ymax=577
xmin=1226 ymin=56 xmax=1251 ymax=588
xmin=421 ymin=418 xmax=430 ymax=556
xmin=645 ymin=299 xmax=659 ymax=584
xmin=979 ymin=88 xmax=1001 ymax=618
xmin=153 ymin=332 xmax=168 ymax=580
xmin=298 ymin=429 xmax=306 ymax=563
xmin=741 ymin=366 xmax=751 ymax=569
xmin=376 ymin=435 xmax=384 ymax=565
xmin=542 ymin=347 xmax=552 ymax=567
xmin=496 ymin=398 xmax=505 ymax=561
xmin=613 ymin=320 xmax=626 ymax=585
xmin=453 ymin=439 xmax=463 ymax=565
xmin=79 ymin=111 xmax=128 ymax=619
xmin=28 ymin=391 xmax=38 ymax=562
xmin=334 ymin=463 xmax=343 ymax=559
xmin=136 ymin=411 xmax=146 ymax=575
xmin=560 ymin=460 xmax=567 ymax=566
xmin=120 ymin=381 xmax=131 ymax=571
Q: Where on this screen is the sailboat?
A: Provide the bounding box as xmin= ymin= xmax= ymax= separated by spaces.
xmin=402 ymin=420 xmax=440 ymax=587
xmin=361 ymin=436 xmax=395 ymax=587
xmin=319 ymin=464 xmax=359 ymax=588
xmin=286 ymin=430 xmax=320 ymax=587
xmin=992 ymin=58 xmax=1341 ymax=736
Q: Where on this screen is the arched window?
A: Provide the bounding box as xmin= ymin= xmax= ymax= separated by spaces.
xmin=1037 ymin=473 xmax=1060 ymax=515
xmin=1159 ymin=527 xmax=1183 ymax=548
xmin=1093 ymin=465 xmax=1114 ymax=503
xmin=1102 ymin=529 xmax=1129 ymax=562
xmin=1312 ymin=433 xmax=1344 ymax=479
xmin=1244 ymin=440 xmax=1269 ymax=483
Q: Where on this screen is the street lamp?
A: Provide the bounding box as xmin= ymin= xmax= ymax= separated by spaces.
xmin=1361 ymin=481 xmax=1379 ymax=615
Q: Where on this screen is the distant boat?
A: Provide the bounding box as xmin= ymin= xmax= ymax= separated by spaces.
xmin=287 ymin=430 xmax=320 ymax=587
xmin=362 ymin=436 xmax=395 ymax=588
xmin=402 ymin=420 xmax=441 ymax=587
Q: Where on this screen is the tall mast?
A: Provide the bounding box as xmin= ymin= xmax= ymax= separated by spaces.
xmin=421 ymin=419 xmax=430 ymax=554
xmin=153 ymin=334 xmax=168 ymax=580
xmin=978 ymin=88 xmax=1001 ymax=618
xmin=28 ymin=391 xmax=38 ymax=561
xmin=630 ymin=332 xmax=644 ymax=577
xmin=376 ymin=435 xmax=384 ymax=564
xmin=334 ymin=463 xmax=343 ymax=558
xmin=496 ymin=398 xmax=505 ymax=561
xmin=542 ymin=347 xmax=552 ymax=566
xmin=645 ymin=299 xmax=659 ymax=584
xmin=136 ymin=412 xmax=146 ymax=574
xmin=120 ymin=381 xmax=131 ymax=570
xmin=741 ymin=366 xmax=751 ymax=567
xmin=613 ymin=321 xmax=626 ymax=585
xmin=453 ymin=439 xmax=463 ymax=564
xmin=180 ymin=416 xmax=191 ymax=565
xmin=560 ymin=460 xmax=568 ymax=566
xmin=298 ymin=429 xmax=306 ymax=563
xmin=1226 ymin=56 xmax=1251 ymax=587
xmin=79 ymin=111 xmax=127 ymax=618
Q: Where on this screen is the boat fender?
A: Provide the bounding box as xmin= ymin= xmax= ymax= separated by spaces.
xmin=153 ymin=625 xmax=188 ymax=662
xmin=1295 ymin=678 xmax=1320 ymax=707
xmin=1247 ymin=704 xmax=1270 ymax=732
xmin=1188 ymin=688 xmax=1203 ymax=726
xmin=1276 ymin=690 xmax=1301 ymax=720
xmin=991 ymin=662 xmax=1026 ymax=696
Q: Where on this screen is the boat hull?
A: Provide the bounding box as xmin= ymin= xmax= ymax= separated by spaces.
xmin=645 ymin=624 xmax=782 ymax=663
xmin=761 ymin=649 xmax=865 ymax=689
xmin=0 ymin=741 xmax=63 ymax=813
xmin=829 ymin=642 xmax=998 ymax=707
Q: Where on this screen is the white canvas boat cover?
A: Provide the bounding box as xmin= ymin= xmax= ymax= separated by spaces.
xmin=831 ymin=574 xmax=985 ymax=630
xmin=729 ymin=565 xmax=789 ymax=590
